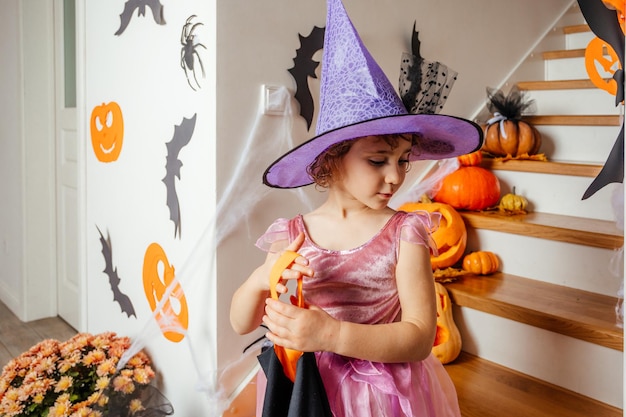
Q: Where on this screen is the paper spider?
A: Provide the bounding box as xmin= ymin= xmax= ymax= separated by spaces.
xmin=180 ymin=15 xmax=206 ymax=91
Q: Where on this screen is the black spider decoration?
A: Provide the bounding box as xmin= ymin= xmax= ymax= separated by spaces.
xmin=180 ymin=15 xmax=206 ymax=91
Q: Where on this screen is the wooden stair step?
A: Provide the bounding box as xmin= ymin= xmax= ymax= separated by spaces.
xmin=480 ymin=157 xmax=602 ymax=177
xmin=542 ymin=47 xmax=609 ymax=60
xmin=444 ymin=273 xmax=623 ymax=351
xmin=446 ymin=352 xmax=622 ymax=417
xmin=517 ymin=79 xmax=602 ymax=90
xmin=460 ymin=211 xmax=623 ymax=249
xmin=522 ymin=114 xmax=622 ymax=126
xmin=563 ymin=24 xmax=590 ymax=35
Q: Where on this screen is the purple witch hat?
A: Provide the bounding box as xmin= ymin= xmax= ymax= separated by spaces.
xmin=264 ymin=0 xmax=483 ymax=188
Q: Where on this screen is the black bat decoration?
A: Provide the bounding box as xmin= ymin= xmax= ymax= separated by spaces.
xmin=288 ymin=26 xmax=325 ymax=131
xmin=578 ymin=0 xmax=624 ymax=199
xmin=162 ymin=114 xmax=197 ymax=239
xmin=400 ymin=21 xmax=423 ymax=112
xmin=96 ymin=226 xmax=136 ymax=318
xmin=114 ymin=0 xmax=166 ymax=36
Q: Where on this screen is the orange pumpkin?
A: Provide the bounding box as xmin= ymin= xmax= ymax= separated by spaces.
xmin=462 ymin=251 xmax=499 ymax=275
xmin=482 ymin=119 xmax=541 ymax=157
xmin=433 ymin=166 xmax=501 ymax=211
xmin=432 ymin=282 xmax=462 ymax=364
xmin=457 ymin=150 xmax=483 ymax=166
xmin=398 ymin=201 xmax=467 ymax=270
xmin=90 ymin=102 xmax=124 ymax=162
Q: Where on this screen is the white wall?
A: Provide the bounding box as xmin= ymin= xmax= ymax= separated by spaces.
xmin=0 ymin=0 xmax=23 ymax=315
xmin=0 ymin=0 xmax=57 ymax=321
xmin=83 ymin=1 xmax=217 ymax=415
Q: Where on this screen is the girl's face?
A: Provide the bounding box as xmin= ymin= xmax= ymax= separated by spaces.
xmin=335 ymin=135 xmax=412 ymax=209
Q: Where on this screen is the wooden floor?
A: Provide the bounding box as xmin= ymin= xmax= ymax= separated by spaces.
xmin=0 ymin=300 xmax=77 ymax=370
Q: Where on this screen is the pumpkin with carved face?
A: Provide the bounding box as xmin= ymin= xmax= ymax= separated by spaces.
xmin=90 ymin=102 xmax=124 ymax=162
xmin=398 ymin=201 xmax=467 ymax=270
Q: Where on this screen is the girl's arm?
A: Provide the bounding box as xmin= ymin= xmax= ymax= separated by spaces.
xmin=263 ymin=240 xmax=437 ymax=362
xmin=230 ymin=232 xmax=311 ymax=335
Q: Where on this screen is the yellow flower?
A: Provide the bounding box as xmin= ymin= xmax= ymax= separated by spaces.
xmin=129 ymin=398 xmax=145 ymax=414
xmin=50 ymin=393 xmax=72 ymax=417
xmin=55 ymin=375 xmax=73 ymax=392
xmin=96 ymin=359 xmax=116 ymax=377
xmin=95 ymin=376 xmax=110 ymax=391
xmin=133 ymin=368 xmax=152 ymax=385
xmin=83 ymin=349 xmax=106 ymax=366
xmin=33 ymin=392 xmax=45 ymax=404
xmin=113 ymin=375 xmax=135 ymax=395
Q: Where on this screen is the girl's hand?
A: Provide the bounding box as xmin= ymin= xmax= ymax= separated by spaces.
xmin=272 ymin=232 xmax=314 ymax=296
xmin=263 ymin=298 xmax=340 ymax=353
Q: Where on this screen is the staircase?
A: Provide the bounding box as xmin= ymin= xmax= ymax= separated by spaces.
xmin=443 ymin=5 xmax=624 ymax=416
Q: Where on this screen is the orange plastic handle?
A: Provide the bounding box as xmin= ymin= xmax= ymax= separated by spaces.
xmin=269 ymin=250 xmax=304 ymax=382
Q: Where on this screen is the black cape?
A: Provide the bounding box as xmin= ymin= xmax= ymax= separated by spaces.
xmin=258 ymin=346 xmax=332 ymax=417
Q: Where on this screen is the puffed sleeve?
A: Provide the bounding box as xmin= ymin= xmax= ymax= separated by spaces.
xmin=255 ymin=218 xmax=291 ymax=253
xmin=399 ymin=211 xmax=441 ymax=256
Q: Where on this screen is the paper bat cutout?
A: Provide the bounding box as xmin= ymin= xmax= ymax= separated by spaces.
xmin=400 ymin=22 xmax=423 ymax=112
xmin=288 ymin=26 xmax=325 ymax=131
xmin=578 ymin=0 xmax=624 ymax=199
xmin=96 ymin=226 xmax=136 ymax=318
xmin=114 ymin=0 xmax=166 ymax=36
xmin=162 ymin=114 xmax=197 ymax=238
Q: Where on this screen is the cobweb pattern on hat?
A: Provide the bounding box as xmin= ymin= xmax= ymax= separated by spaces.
xmin=316 ymin=0 xmax=408 ymax=135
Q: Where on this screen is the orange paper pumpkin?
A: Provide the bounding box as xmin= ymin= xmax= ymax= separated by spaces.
xmin=432 ymin=282 xmax=462 ymax=364
xmin=433 ymin=166 xmax=501 ymax=211
xmin=399 ymin=202 xmax=467 ymax=270
xmin=142 ymin=243 xmax=189 ymax=343
xmin=90 ymin=102 xmax=124 ymax=162
xmin=585 ymin=37 xmax=621 ymax=97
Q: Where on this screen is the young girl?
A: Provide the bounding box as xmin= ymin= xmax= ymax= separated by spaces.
xmin=230 ymin=0 xmax=482 ymax=415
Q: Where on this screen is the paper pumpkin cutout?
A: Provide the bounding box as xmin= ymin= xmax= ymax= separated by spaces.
xmin=142 ymin=243 xmax=189 ymax=343
xmin=90 ymin=102 xmax=124 ymax=163
xmin=585 ymin=37 xmax=621 ymax=96
xmin=96 ymin=226 xmax=136 ymax=318
xmin=114 ymin=0 xmax=165 ymax=36
xmin=288 ymin=26 xmax=325 ymax=130
xmin=163 ymin=114 xmax=197 ymax=239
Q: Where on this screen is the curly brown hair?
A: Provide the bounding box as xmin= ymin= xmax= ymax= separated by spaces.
xmin=307 ymin=133 xmax=420 ymax=188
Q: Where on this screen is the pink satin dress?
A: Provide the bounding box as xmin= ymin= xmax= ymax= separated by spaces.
xmin=255 ymin=211 xmax=461 ymax=417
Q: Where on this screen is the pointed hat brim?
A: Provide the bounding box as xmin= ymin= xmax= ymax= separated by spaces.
xmin=264 ymin=113 xmax=483 ymax=188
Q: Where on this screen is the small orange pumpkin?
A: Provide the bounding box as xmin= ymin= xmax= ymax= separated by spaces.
xmin=482 ymin=120 xmax=542 ymax=157
xmin=398 ymin=201 xmax=467 ymax=270
xmin=462 ymin=251 xmax=499 ymax=275
xmin=457 ymin=150 xmax=483 ymax=166
xmin=432 ymin=282 xmax=462 ymax=364
xmin=433 ymin=166 xmax=501 ymax=211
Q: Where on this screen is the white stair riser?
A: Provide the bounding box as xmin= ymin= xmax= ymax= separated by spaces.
xmin=453 ymin=306 xmax=623 ymax=409
xmin=466 ymin=229 xmax=622 ymax=297
xmin=492 ymin=170 xmax=619 ymax=221
xmin=526 ymin=89 xmax=621 ymax=115
xmin=534 ymin=124 xmax=620 ymax=163
xmin=566 ymin=31 xmax=595 ymax=50
xmin=545 ymin=56 xmax=616 ymax=81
